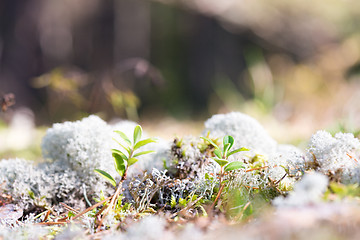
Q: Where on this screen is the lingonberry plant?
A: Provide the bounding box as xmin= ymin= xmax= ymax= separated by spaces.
xmin=95 ymin=125 xmax=156 ymax=186
xmin=93 ymin=125 xmax=156 ymax=229
xmin=201 ymin=135 xmax=248 ymax=209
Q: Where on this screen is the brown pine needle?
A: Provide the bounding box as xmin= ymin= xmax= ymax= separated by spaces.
xmin=35 ymin=221 xmax=68 ymax=226
xmin=42 ymin=209 xmax=52 ymax=223
xmin=60 ymin=202 xmax=80 ymax=214
xmin=71 ymin=196 xmax=112 ymax=220
xmin=96 ymin=183 xmax=123 ymax=231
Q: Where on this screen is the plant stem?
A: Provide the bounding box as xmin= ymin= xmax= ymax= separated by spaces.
xmin=211 ymin=183 xmax=225 ymax=210
xmin=211 ymin=167 xmax=225 ymax=210
xmin=96 ymin=170 xmax=128 ymax=231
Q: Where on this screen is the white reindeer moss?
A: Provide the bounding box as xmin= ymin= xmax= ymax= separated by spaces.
xmin=41 ymin=115 xmax=115 ymax=178
xmin=306 ymin=130 xmax=360 ymax=183
xmin=203 ymin=112 xmax=277 ymax=155
xmin=273 ymin=172 xmax=329 ymax=207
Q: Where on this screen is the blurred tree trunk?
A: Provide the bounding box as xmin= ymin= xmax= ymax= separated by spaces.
xmin=0 ymin=0 xmax=43 ymax=110
xmin=114 ymin=0 xmax=150 ymax=62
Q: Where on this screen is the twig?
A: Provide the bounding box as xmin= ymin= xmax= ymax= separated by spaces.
xmin=275 ymin=173 xmax=287 ymax=185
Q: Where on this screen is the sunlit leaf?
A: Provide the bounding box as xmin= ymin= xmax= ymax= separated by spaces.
xmin=112 ymin=149 xmax=128 ymax=160
xmin=133 ymin=150 xmax=155 ymax=157
xmin=94 ymin=169 xmax=116 ymax=187
xmin=127 ymin=157 xmax=138 ymax=166
xmin=223 ymin=135 xmax=234 ymax=150
xmin=200 ymin=137 xmax=221 ymax=151
xmin=224 ymin=161 xmax=245 ymax=172
xmin=214 ymin=149 xmax=223 ymax=159
xmin=133 ymin=138 xmax=157 ymax=150
xmin=212 ymin=157 xmax=229 ymax=167
xmin=227 ymin=147 xmax=249 ymax=157
xmin=133 ymin=125 xmax=142 ymax=144
xmin=223 ymin=143 xmax=231 ymax=156
xmin=114 ymin=130 xmax=132 ymax=145
xmin=113 ymin=152 xmax=126 ymax=176
xmin=113 ymin=138 xmax=131 ymax=155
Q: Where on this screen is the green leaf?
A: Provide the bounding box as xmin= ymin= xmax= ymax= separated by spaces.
xmin=205 ymin=172 xmax=213 ymax=180
xmin=227 ymin=147 xmax=249 ymax=157
xmin=224 ymin=161 xmax=245 ymax=172
xmin=112 ymin=149 xmax=128 ymax=161
xmin=212 ymin=157 xmax=229 ymax=167
xmin=200 ymin=137 xmax=221 ymax=151
xmin=127 ymin=157 xmax=138 ymax=166
xmin=68 ymin=211 xmax=76 ymax=218
xmin=113 ymin=152 xmax=126 ymax=176
xmin=223 ymin=135 xmax=234 ymax=150
xmin=133 ymin=138 xmax=157 ymax=150
xmin=223 ymin=143 xmax=231 ymax=156
xmin=133 ymin=125 xmax=142 ymax=144
xmin=179 ymin=198 xmax=187 ymax=207
xmin=94 ymin=169 xmax=116 ymax=187
xmin=28 ymin=190 xmax=35 ymax=200
xmin=133 ymin=150 xmax=155 ymax=157
xmin=113 ymin=138 xmax=131 ymax=155
xmin=114 ymin=130 xmax=131 ymax=145
xmin=213 ymin=149 xmax=223 ymax=159
xmin=170 ymin=195 xmax=177 ymax=208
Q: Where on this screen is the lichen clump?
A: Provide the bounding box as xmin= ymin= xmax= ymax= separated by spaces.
xmin=306 ymin=130 xmax=360 ymax=183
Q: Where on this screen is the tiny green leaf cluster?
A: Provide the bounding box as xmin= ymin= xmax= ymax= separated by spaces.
xmin=95 ymin=125 xmax=157 ymax=187
xmin=201 ymin=135 xmax=248 ymax=171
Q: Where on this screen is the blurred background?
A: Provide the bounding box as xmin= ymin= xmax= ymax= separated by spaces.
xmin=1 ymin=0 xmax=360 ymax=159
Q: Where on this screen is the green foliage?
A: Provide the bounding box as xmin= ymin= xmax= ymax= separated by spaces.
xmin=201 ymin=135 xmax=248 ymax=171
xmin=95 ymin=125 xmax=157 ymax=186
xmin=325 ymin=182 xmax=360 ymax=200
xmin=94 ymin=169 xmax=117 ymax=187
xmin=224 ymin=161 xmax=245 ymax=172
xmin=170 ymin=195 xmax=177 ymax=208
xmin=224 ymin=187 xmax=270 ymax=221
xmin=201 ymin=135 xmax=249 ymax=210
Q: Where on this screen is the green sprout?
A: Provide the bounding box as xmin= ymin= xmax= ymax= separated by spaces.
xmin=93 ymin=125 xmax=156 ymax=229
xmin=95 ymin=125 xmax=156 ymax=186
xmin=201 ymin=135 xmax=248 ymax=209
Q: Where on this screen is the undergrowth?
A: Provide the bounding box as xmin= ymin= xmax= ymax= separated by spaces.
xmin=1 ymin=112 xmax=360 ymax=239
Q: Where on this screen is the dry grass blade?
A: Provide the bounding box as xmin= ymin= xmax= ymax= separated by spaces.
xmin=72 ymin=196 xmax=112 ymax=220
